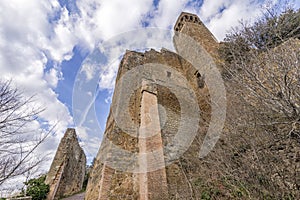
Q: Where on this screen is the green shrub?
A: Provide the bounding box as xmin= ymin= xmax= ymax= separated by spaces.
xmin=24 ymin=175 xmax=49 ymax=200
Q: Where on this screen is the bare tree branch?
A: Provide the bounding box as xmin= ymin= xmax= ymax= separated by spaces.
xmin=0 ymin=80 xmax=56 ymax=186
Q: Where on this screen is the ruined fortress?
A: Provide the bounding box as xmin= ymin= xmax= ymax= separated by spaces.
xmin=45 ymin=128 xmax=86 ymax=200
xmin=45 ymin=11 xmax=300 ymax=200
xmin=85 ymin=12 xmax=220 ymax=200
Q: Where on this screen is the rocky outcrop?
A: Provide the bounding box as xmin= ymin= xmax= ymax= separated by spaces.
xmin=45 ymin=128 xmax=86 ymax=200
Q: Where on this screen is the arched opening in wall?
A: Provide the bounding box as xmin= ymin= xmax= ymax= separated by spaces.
xmin=190 ymin=16 xmax=193 ymax=21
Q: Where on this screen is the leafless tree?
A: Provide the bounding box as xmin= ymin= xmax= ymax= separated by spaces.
xmin=216 ymin=6 xmax=300 ymax=199
xmin=0 ymin=80 xmax=54 ymax=186
xmin=220 ymin=6 xmax=300 ymax=135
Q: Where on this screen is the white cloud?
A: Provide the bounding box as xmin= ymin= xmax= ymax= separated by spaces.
xmin=197 ymin=0 xmax=280 ymax=40
xmin=105 ymin=94 xmax=112 ymax=104
xmin=80 ymin=136 xmax=101 ymax=163
xmin=77 ymin=0 xmax=153 ymax=39
xmin=76 ymin=126 xmax=89 ymax=140
xmin=199 ymin=0 xmax=233 ymax=20
xmin=98 ymin=58 xmax=120 ymax=90
xmin=44 ymin=68 xmax=62 ymax=88
xmin=149 ymin=0 xmax=188 ymax=28
xmin=81 ymin=62 xmax=98 ymax=81
xmin=44 ymin=6 xmax=77 ymax=61
xmin=0 ymin=1 xmax=74 ymax=188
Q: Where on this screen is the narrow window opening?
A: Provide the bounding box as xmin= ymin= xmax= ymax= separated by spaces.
xmin=167 ymin=71 xmax=171 ymax=78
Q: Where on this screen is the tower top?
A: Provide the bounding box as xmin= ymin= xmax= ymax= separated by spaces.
xmin=173 ymin=12 xmax=219 ymax=57
xmin=174 ymin=12 xmax=202 ymax=32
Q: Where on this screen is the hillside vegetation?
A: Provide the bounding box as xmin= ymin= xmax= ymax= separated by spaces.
xmin=194 ymin=7 xmax=300 ymax=199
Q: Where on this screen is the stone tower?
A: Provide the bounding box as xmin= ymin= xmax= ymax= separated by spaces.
xmin=174 ymin=12 xmax=219 ymax=57
xmin=45 ymin=128 xmax=86 ymax=200
xmin=85 ymin=12 xmax=220 ymax=199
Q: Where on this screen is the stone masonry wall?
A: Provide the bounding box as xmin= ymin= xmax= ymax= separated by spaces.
xmin=46 ymin=128 xmax=86 ymax=200
xmin=85 ymin=12 xmax=217 ymax=200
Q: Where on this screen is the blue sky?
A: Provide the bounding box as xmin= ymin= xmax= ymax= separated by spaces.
xmin=0 ymin=0 xmax=299 ymax=188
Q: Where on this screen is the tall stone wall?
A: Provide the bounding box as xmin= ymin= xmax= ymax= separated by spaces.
xmin=85 ymin=12 xmax=217 ymax=200
xmin=45 ymin=128 xmax=86 ymax=200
